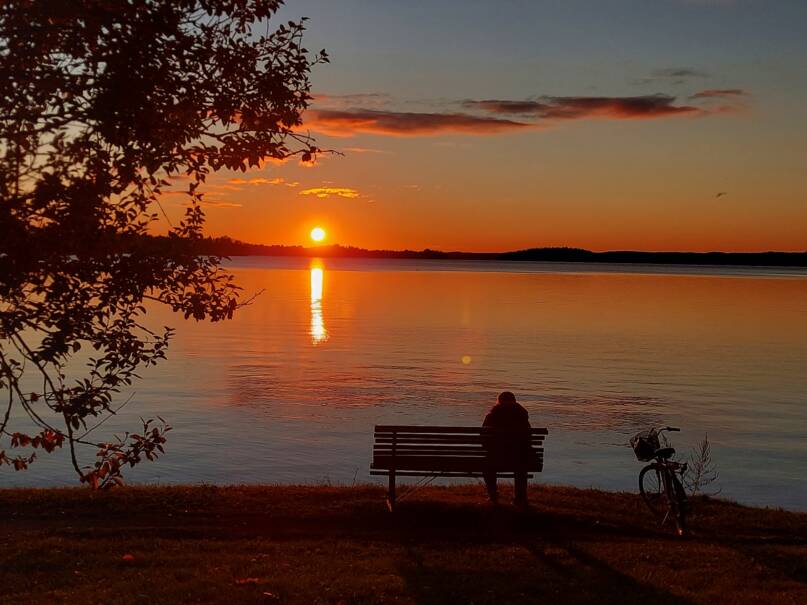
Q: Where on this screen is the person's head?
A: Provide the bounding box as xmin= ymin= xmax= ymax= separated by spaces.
xmin=497 ymin=391 xmax=517 ymax=405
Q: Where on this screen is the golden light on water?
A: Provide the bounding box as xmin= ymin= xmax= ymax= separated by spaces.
xmin=461 ymin=355 xmax=472 ymax=365
xmin=310 ymin=263 xmax=328 ymax=345
xmin=310 ymin=227 xmax=326 ymax=242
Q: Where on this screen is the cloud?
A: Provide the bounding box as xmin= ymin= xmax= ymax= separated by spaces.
xmin=343 ymin=146 xmax=389 ymax=154
xmin=689 ymin=88 xmax=748 ymax=99
xmin=464 ymin=95 xmax=702 ymax=120
xmin=653 ymin=68 xmax=710 ymax=79
xmin=634 ymin=67 xmax=711 ymax=86
xmin=201 ymin=199 xmax=242 ymax=208
xmin=299 ymin=187 xmax=361 ymax=199
xmin=304 ymin=90 xmax=740 ymax=139
xmin=463 ymin=100 xmax=551 ymax=115
xmin=305 ymin=109 xmax=530 ymax=137
xmin=209 ymin=184 xmax=243 ymax=191
xmin=227 ymin=177 xmax=299 ymax=187
xmin=228 ymin=177 xmax=281 ymax=185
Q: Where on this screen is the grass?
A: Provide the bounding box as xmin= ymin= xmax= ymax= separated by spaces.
xmin=1 ymin=483 xmax=805 ymax=604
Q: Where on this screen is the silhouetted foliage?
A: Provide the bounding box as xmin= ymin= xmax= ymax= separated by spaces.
xmin=0 ymin=0 xmax=326 ymax=486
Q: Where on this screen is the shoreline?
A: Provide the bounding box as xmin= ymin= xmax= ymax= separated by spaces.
xmin=225 ymin=254 xmax=807 ymax=279
xmin=128 ymin=234 xmax=807 ymax=267
xmin=3 ymin=483 xmax=805 ymax=603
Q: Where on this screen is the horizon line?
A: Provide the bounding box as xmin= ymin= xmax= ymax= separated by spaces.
xmin=197 ymin=236 xmax=807 ymax=256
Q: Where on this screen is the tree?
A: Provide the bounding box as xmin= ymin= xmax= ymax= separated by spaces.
xmin=0 ymin=0 xmax=326 ymax=487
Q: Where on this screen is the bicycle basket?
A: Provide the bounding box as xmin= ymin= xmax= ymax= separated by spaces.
xmin=630 ymin=430 xmax=660 ymax=462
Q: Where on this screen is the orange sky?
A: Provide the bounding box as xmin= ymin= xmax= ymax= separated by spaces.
xmin=162 ymin=1 xmax=807 ymax=252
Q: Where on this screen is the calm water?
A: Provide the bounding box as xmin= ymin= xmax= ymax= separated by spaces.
xmin=4 ymin=258 xmax=807 ymax=511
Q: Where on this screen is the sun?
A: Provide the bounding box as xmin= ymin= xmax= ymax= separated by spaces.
xmin=310 ymin=226 xmax=326 ymax=243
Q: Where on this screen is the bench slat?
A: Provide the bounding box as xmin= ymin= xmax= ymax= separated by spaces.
xmin=373 ymin=447 xmax=543 ymax=456
xmin=375 ymin=425 xmax=548 ymax=435
xmin=375 ymin=433 xmax=545 ymax=439
xmin=372 ymin=457 xmax=543 ymax=472
xmin=374 ymin=449 xmax=542 ymax=456
xmin=374 ymin=435 xmax=544 ymax=445
xmin=370 ymin=470 xmax=537 ymax=478
xmin=372 ymin=454 xmax=543 ymax=463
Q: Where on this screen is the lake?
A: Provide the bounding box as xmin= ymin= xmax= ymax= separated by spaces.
xmin=4 ymin=257 xmax=807 ymax=511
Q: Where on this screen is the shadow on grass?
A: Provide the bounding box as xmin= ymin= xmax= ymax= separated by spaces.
xmin=398 ymin=536 xmax=692 ymax=605
xmin=382 ymin=500 xmax=661 ymax=544
xmin=732 ymin=543 xmax=807 ymax=586
xmin=389 ymin=499 xmax=694 ymax=604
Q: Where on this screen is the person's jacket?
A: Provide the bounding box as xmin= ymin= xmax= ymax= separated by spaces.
xmin=482 ymin=402 xmax=531 ymax=465
xmin=483 ymin=401 xmax=530 ymax=430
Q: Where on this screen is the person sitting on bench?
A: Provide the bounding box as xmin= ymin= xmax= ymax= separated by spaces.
xmin=482 ymin=391 xmax=531 ymax=506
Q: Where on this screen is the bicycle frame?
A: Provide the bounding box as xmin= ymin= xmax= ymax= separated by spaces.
xmin=637 ymin=426 xmax=689 ymax=536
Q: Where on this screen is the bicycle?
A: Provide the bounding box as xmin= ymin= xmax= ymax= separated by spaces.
xmin=631 ymin=426 xmax=688 ymax=536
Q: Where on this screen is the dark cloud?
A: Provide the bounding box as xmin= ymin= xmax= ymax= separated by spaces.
xmin=463 ymin=99 xmax=551 ymax=115
xmin=689 ymin=88 xmax=748 ymax=99
xmin=633 ymin=67 xmax=711 ymax=86
xmin=305 ymin=91 xmax=741 ymax=138
xmin=653 ymin=68 xmax=711 ymax=79
xmin=464 ymin=95 xmax=701 ymax=120
xmin=305 ymin=109 xmax=530 ymax=136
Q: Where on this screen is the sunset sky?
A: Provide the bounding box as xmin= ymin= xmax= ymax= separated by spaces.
xmin=172 ymin=0 xmax=806 ymax=252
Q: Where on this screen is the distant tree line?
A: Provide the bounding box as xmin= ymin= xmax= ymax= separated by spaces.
xmin=139 ymin=235 xmax=807 ymax=267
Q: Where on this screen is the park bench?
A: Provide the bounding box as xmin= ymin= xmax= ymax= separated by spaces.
xmin=370 ymin=425 xmax=548 ymax=510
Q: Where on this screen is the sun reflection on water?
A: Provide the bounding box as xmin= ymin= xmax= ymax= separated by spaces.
xmin=309 ymin=263 xmax=328 ymax=345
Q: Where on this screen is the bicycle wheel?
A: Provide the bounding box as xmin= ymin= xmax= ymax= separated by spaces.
xmin=670 ymin=474 xmax=688 ymax=536
xmin=639 ymin=464 xmax=667 ymax=517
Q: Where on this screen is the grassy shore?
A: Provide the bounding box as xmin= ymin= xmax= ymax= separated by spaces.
xmin=1 ymin=483 xmax=805 ymax=604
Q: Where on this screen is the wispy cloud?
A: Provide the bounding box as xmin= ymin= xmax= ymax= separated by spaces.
xmin=306 ymin=109 xmax=530 ymax=137
xmin=464 ymin=94 xmax=702 ymax=120
xmin=343 ymin=146 xmax=389 ymax=154
xmin=689 ymin=88 xmax=748 ymax=100
xmin=305 ymin=88 xmax=742 ymax=138
xmin=210 ymin=184 xmax=243 ymax=191
xmin=634 ymin=67 xmax=711 ymax=86
xmin=299 ymin=187 xmax=361 ymax=199
xmin=200 ymin=199 xmax=243 ymax=208
xmin=227 ymin=177 xmax=299 ymax=187
xmin=653 ymin=67 xmax=711 ymax=79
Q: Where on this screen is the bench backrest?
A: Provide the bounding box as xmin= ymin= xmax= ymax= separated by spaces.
xmin=372 ymin=425 xmax=547 ymax=474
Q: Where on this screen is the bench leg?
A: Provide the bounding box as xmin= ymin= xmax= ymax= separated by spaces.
xmin=387 ymin=471 xmax=396 ymax=512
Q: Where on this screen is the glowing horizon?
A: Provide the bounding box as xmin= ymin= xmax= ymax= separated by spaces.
xmin=158 ymin=1 xmax=807 ymax=253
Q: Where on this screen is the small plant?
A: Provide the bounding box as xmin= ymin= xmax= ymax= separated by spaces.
xmin=683 ymin=434 xmax=720 ymax=497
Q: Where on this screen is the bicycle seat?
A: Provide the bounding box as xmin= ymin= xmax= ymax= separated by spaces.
xmin=654 ymin=447 xmax=675 ymax=459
